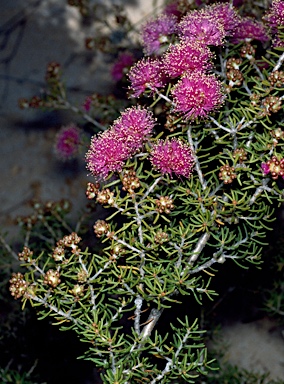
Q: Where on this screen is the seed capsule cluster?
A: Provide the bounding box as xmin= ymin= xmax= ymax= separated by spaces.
xmin=93 ymin=220 xmax=110 ymax=237
xmin=233 ymin=148 xmax=247 ymax=163
xmin=9 ymin=273 xmax=28 ymax=299
xmin=226 ymin=68 xmax=243 ymax=88
xmin=261 ymin=96 xmax=282 ymax=115
xmin=154 ymin=230 xmax=169 ymax=244
xmin=70 ymin=284 xmax=85 ymax=299
xmin=86 ymin=182 xmax=100 ymax=199
xmin=57 ymin=232 xmax=82 ymax=255
xmin=240 ymin=43 xmax=255 ymax=61
xmin=122 ymin=170 xmax=140 ymax=194
xmin=44 ymin=269 xmax=61 ymax=288
xmin=271 ymin=127 xmax=284 ymax=140
xmin=264 ymin=156 xmax=284 ymax=180
xmin=18 ymin=246 xmax=33 ymax=262
xmin=219 ymin=165 xmax=236 ymax=184
xmin=96 ymin=189 xmax=115 ymax=205
xmin=52 ymin=245 xmax=65 ymax=262
xmin=156 ymin=196 xmax=174 ymax=214
xmin=268 ymin=70 xmax=284 ymax=88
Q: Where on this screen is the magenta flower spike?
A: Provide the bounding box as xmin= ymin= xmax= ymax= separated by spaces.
xmin=54 ymin=124 xmax=81 ymax=160
xmin=111 ymin=53 xmax=135 ymax=82
xmin=231 ymin=17 xmax=269 ymax=43
xmin=171 ymin=71 xmax=224 ymax=120
xmin=127 ymin=57 xmax=166 ymax=97
xmin=86 ymin=107 xmax=155 ymax=180
xmin=178 ymin=9 xmax=226 ymax=46
xmin=264 ymin=0 xmax=284 ymax=34
xmin=162 ymin=39 xmax=213 ymax=78
xmin=204 ymin=3 xmax=240 ymax=36
xmin=86 ymin=130 xmax=129 ymax=180
xmin=140 ymin=13 xmax=178 ymax=56
xmin=112 ymin=106 xmax=156 ymax=155
xmin=150 ymin=138 xmax=194 ymax=178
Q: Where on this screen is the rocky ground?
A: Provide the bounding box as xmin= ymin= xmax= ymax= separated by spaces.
xmin=1 ymin=1 xmax=284 ymax=382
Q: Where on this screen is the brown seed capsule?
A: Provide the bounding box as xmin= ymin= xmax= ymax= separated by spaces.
xmin=219 ymin=165 xmax=236 ymax=184
xmin=226 ymin=57 xmax=242 ymax=70
xmin=18 ymin=246 xmax=33 ymax=262
xmin=93 ymin=220 xmax=110 ymax=237
xmin=156 ymin=196 xmax=174 ymax=214
xmin=268 ymin=70 xmax=284 ymax=88
xmin=240 ymin=43 xmax=255 ymax=61
xmin=44 ymin=269 xmax=61 ymax=288
xmin=86 ymin=182 xmax=100 ymax=199
xmin=77 ymin=269 xmax=88 ymax=283
xmin=9 ymin=273 xmax=28 ymax=299
xmin=233 ymin=148 xmax=247 ymax=163
xmin=265 ymin=156 xmax=284 ymax=180
xmin=122 ymin=170 xmax=140 ymax=194
xmin=262 ymin=96 xmax=282 ymax=115
xmin=52 ymin=245 xmax=65 ymax=262
xmin=226 ymin=69 xmax=243 ymax=88
xmin=96 ymin=189 xmax=114 ymax=205
xmin=154 ymin=230 xmax=169 ymax=244
xmin=70 ymin=284 xmax=84 ymax=298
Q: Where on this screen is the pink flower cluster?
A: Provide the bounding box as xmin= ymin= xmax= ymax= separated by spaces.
xmin=86 ymin=107 xmax=155 ymax=179
xmin=140 ymin=14 xmax=178 ymax=56
xmin=261 ymin=156 xmax=284 ymax=180
xmin=264 ymin=0 xmax=284 ymax=47
xmin=171 ymin=71 xmax=224 ymax=120
xmin=111 ymin=53 xmax=135 ymax=82
xmin=162 ymin=40 xmax=213 ymax=78
xmin=128 ymin=3 xmax=247 ymax=119
xmin=54 ymin=124 xmax=81 ymax=160
xmin=231 ymin=17 xmax=269 ymax=44
xmin=127 ymin=58 xmax=166 ymax=97
xmin=150 ymin=138 xmax=194 ymax=178
xmin=178 ymin=9 xmax=226 ymax=46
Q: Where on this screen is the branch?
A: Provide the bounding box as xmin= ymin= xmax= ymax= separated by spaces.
xmin=140 ymin=307 xmax=164 ymax=343
xmin=187 ymin=127 xmax=207 ymax=190
xmin=149 ymin=327 xmax=193 ymax=384
xmin=57 ymin=98 xmax=107 ymax=131
xmin=27 ymin=294 xmax=79 ymax=325
xmin=188 ymin=232 xmax=211 ymax=265
xmin=273 ymin=51 xmax=284 ymax=72
xmin=140 ymin=176 xmax=162 ymax=202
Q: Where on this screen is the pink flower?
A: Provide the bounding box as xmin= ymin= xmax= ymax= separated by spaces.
xmin=86 ymin=107 xmax=155 ymax=179
xmin=150 ymin=138 xmax=194 ymax=178
xmin=272 ymin=35 xmax=284 ymax=48
xmin=261 ymin=162 xmax=270 ymax=175
xmin=140 ymin=14 xmax=178 ymax=55
xmin=264 ymin=0 xmax=284 ymax=34
xmin=54 ymin=124 xmax=81 ymax=160
xmin=83 ymin=96 xmax=92 ymax=112
xmin=261 ymin=156 xmax=284 ymax=180
xmin=112 ymin=106 xmax=155 ymax=154
xmin=111 ymin=53 xmax=135 ymax=82
xmin=162 ymin=39 xmax=213 ymax=78
xmin=171 ymin=71 xmax=224 ymax=120
xmin=231 ymin=17 xmax=269 ymax=43
xmin=178 ymin=9 xmax=226 ymax=46
xmin=128 ymin=58 xmax=166 ymax=97
xmin=204 ymin=3 xmax=240 ymax=36
xmin=263 ymin=0 xmax=284 ymax=47
xmin=86 ymin=130 xmax=130 ymax=180
xmin=162 ymin=2 xmax=182 ymax=19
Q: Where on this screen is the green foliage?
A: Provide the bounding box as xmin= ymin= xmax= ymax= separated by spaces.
xmin=4 ymin=1 xmax=284 ymax=383
xmin=0 ymin=367 xmax=44 ymax=384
